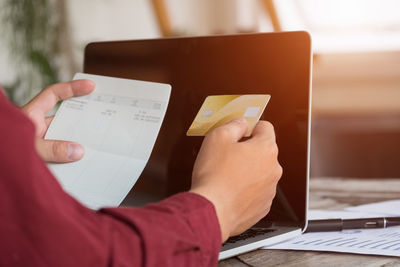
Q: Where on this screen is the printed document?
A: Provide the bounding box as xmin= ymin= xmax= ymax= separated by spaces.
xmin=263 ymin=200 xmax=400 ymax=257
xmin=45 ymin=73 xmax=171 ymax=209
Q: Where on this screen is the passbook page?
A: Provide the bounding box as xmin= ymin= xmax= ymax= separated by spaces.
xmin=45 ymin=73 xmax=171 ymax=209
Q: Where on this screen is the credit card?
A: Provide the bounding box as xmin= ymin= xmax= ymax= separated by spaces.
xmin=186 ymin=94 xmax=271 ymax=137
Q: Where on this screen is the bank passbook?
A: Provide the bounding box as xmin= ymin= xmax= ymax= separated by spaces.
xmin=45 ymin=73 xmax=171 ymax=209
xmin=187 ymin=94 xmax=271 ymax=137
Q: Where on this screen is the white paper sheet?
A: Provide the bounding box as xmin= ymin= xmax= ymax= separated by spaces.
xmin=45 ymin=73 xmax=171 ymax=209
xmin=266 ymin=224 xmax=400 ymax=257
xmin=307 ymin=209 xmax=388 ymax=220
xmin=345 ymin=200 xmax=400 ymax=216
xmin=263 ymin=201 xmax=400 ymax=257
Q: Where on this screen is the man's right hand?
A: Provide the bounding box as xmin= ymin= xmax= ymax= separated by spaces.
xmin=190 ymin=118 xmax=282 ymax=242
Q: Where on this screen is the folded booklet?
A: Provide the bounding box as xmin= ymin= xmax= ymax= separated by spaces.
xmin=45 ymin=73 xmax=171 ymax=209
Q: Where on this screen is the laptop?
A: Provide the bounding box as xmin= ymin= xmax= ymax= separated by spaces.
xmin=83 ymin=31 xmax=312 ymax=259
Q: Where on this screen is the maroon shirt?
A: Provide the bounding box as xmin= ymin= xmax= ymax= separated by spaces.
xmin=0 ymin=91 xmax=221 ymax=266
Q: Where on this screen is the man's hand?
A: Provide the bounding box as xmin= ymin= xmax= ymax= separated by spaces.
xmin=22 ymin=80 xmax=95 ymax=163
xmin=190 ymin=118 xmax=282 ymax=242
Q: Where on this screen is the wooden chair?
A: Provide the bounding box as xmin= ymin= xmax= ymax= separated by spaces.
xmin=150 ymin=0 xmax=282 ymax=37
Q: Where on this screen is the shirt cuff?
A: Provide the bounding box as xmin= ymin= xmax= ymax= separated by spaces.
xmin=154 ymin=192 xmax=222 ymax=264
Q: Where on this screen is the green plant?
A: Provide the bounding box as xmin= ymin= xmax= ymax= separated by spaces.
xmin=1 ymin=0 xmax=60 ymax=104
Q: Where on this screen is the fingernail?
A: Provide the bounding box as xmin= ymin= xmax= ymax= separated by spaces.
xmin=231 ymin=118 xmax=246 ymax=124
xmin=67 ymin=143 xmax=84 ymax=160
xmin=86 ymin=79 xmax=96 ymax=88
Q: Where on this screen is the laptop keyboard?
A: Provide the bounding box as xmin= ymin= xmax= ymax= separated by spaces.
xmin=223 ymin=228 xmax=276 ymax=245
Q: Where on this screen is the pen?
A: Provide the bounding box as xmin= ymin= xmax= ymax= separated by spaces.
xmin=306 ymin=217 xmax=400 ymax=233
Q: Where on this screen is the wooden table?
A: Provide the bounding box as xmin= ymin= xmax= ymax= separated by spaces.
xmin=219 ymin=177 xmax=400 ymax=266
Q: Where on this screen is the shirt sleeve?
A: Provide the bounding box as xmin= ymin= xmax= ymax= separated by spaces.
xmin=0 ymin=93 xmax=221 ymax=267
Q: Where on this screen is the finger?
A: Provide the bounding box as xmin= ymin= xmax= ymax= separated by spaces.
xmin=25 ymin=79 xmax=95 ymax=114
xmin=250 ymin=121 xmax=276 ymax=142
xmin=35 ymin=139 xmax=85 ymax=163
xmin=210 ymin=118 xmax=248 ymax=142
xmin=45 ymin=116 xmax=54 ymax=128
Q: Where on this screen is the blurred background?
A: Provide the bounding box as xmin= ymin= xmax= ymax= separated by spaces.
xmin=0 ymin=0 xmax=399 ymax=179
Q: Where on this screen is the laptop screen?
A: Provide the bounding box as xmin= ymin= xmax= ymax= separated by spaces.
xmin=84 ymin=31 xmax=311 ymax=229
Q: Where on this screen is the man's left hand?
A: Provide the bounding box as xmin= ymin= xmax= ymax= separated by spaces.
xmin=22 ymin=80 xmax=95 ymax=163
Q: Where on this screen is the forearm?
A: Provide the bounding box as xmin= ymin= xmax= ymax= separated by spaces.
xmin=100 ymin=192 xmax=221 ymax=266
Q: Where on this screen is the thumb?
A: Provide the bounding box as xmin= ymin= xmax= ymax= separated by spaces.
xmin=214 ymin=118 xmax=248 ymax=142
xmin=35 ymin=138 xmax=85 ymax=163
